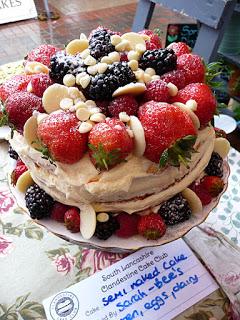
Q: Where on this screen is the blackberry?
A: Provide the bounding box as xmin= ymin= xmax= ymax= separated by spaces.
xmin=94 ymin=212 xmax=119 ymax=240
xmin=205 ymin=152 xmax=223 ymax=177
xmin=86 ymin=62 xmax=135 ymax=100
xmin=8 ymin=145 xmax=18 ymax=160
xmin=49 ymin=51 xmax=85 ymax=83
xmin=89 ymin=27 xmax=115 ymax=60
xmin=139 ymin=49 xmax=177 ymax=75
xmin=158 ymin=194 xmax=191 ymax=225
xmin=25 ymin=184 xmax=54 ymax=219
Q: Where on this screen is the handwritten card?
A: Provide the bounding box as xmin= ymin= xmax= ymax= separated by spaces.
xmin=43 ymin=239 xmax=218 ymax=320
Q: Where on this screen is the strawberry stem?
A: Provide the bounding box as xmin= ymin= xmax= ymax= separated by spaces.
xmin=89 ymin=143 xmax=123 ymax=170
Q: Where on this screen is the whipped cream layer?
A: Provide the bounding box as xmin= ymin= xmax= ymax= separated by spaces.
xmin=9 ymin=126 xmax=215 ymax=213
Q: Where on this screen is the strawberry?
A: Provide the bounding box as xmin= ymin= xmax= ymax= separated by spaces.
xmin=64 ymin=208 xmax=80 ymax=233
xmin=108 ymin=95 xmax=138 ymax=117
xmin=167 ymin=42 xmax=191 ymax=57
xmin=26 ymin=44 xmax=60 ymax=66
xmin=11 ymin=159 xmax=28 ymax=185
xmin=143 ymin=79 xmax=170 ymax=102
xmin=28 ymin=73 xmax=53 ymax=97
xmin=160 ymin=69 xmax=187 ymax=90
xmin=5 ymin=91 xmax=44 ymax=131
xmin=137 ymin=213 xmax=166 ymax=240
xmin=115 ymin=213 xmax=140 ymax=238
xmin=190 ymin=183 xmax=212 ymax=205
xmin=88 ymin=118 xmax=133 ymax=170
xmin=201 ymin=176 xmax=224 ymax=197
xmin=177 ymin=53 xmax=205 ymax=85
xmin=37 ymin=112 xmax=88 ymax=164
xmin=51 ymin=202 xmax=70 ymax=222
xmin=0 ymin=75 xmax=32 ymax=102
xmin=138 ymin=102 xmax=197 ymax=165
xmin=172 ymin=83 xmax=217 ymax=126
xmin=138 ymin=29 xmax=162 ymax=49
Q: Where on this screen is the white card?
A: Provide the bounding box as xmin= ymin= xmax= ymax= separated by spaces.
xmin=0 ymin=0 xmax=37 ymax=25
xmin=43 ymin=239 xmax=218 ymax=320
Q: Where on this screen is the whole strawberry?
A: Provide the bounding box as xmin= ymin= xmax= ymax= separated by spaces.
xmin=28 ymin=73 xmax=53 ymax=97
xmin=138 ymin=213 xmax=166 ymax=240
xmin=190 ymin=183 xmax=212 ymax=205
xmin=177 ymin=53 xmax=205 ymax=85
xmin=108 ymin=95 xmax=138 ymax=117
xmin=160 ymin=69 xmax=187 ymax=90
xmin=138 ymin=102 xmax=197 ymax=165
xmin=37 ymin=112 xmax=88 ymax=164
xmin=64 ymin=208 xmax=80 ymax=233
xmin=115 ymin=213 xmax=140 ymax=238
xmin=172 ymin=83 xmax=217 ymax=125
xmin=5 ymin=91 xmax=44 ymax=131
xmin=143 ymin=79 xmax=170 ymax=102
xmin=51 ymin=202 xmax=70 ymax=222
xmin=11 ymin=159 xmax=28 ymax=185
xmin=26 ymin=44 xmax=60 ymax=66
xmin=0 ymin=75 xmax=32 ymax=102
xmin=167 ymin=42 xmax=191 ymax=57
xmin=88 ymin=118 xmax=133 ymax=170
xmin=201 ymin=176 xmax=224 ymax=197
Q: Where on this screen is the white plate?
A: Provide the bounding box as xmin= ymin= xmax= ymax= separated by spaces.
xmin=8 ymin=162 xmax=230 ymax=253
xmin=214 ymin=114 xmax=237 ymax=134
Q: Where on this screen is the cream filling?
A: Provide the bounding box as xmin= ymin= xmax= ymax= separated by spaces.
xmin=9 ymin=126 xmax=215 ymax=213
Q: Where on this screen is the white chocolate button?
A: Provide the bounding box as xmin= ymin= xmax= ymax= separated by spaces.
xmin=108 ymin=51 xmax=120 ymax=62
xmin=110 ymin=34 xmax=122 ymax=46
xmin=186 ymin=99 xmax=198 ymax=111
xmin=90 ymin=113 xmax=106 ymax=122
xmin=78 ymin=121 xmax=93 ymax=133
xmin=60 ymin=98 xmax=73 ymax=110
xmin=80 ymin=48 xmax=90 ymax=59
xmin=80 ymin=75 xmax=91 ymax=89
xmin=101 ymin=56 xmax=112 ymax=64
xmin=66 ymin=39 xmax=89 ymax=55
xmin=84 ymin=55 xmax=97 ymax=66
xmin=87 ymin=65 xmax=98 ymax=75
xmin=25 ymin=61 xmax=49 ymax=75
xmin=121 ymin=32 xmax=146 ymax=51
xmin=128 ymin=60 xmax=138 ymax=71
xmin=127 ymin=50 xmax=140 ymax=61
xmin=23 ymin=116 xmax=41 ymax=149
xmin=80 ymin=204 xmax=96 ymax=240
xmin=214 ymin=138 xmax=231 ymax=159
xmin=182 ymin=188 xmax=203 ymax=214
xmin=16 ymin=170 xmax=34 ymax=193
xmin=76 ymin=108 xmax=91 ymax=121
xmin=63 ymin=74 xmax=76 ymax=87
xmin=119 ymin=112 xmax=130 ymax=122
xmin=42 ymin=84 xmax=69 ymax=114
xmin=80 ymin=33 xmax=87 ymax=40
xmin=167 ymin=82 xmax=178 ymax=96
xmin=97 ymin=63 xmax=108 ymax=74
xmin=112 ymin=82 xmax=146 ymax=97
xmin=145 ymin=68 xmax=156 ymax=76
xmin=129 ymin=115 xmax=146 ymax=156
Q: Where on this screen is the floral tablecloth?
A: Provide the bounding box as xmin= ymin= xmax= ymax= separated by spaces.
xmin=1 ymin=63 xmax=240 ymax=320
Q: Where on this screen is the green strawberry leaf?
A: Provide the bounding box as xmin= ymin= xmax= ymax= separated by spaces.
xmin=0 ymin=106 xmax=9 ymax=127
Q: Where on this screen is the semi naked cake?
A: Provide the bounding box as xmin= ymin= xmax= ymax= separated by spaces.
xmin=0 ymin=27 xmax=230 ymax=246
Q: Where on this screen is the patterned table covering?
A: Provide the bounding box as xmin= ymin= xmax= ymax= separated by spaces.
xmin=1 ymin=63 xmax=240 ymax=320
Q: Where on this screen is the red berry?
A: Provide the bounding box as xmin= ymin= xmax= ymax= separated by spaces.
xmin=120 ymin=52 xmax=128 ymax=62
xmin=115 ymin=213 xmax=140 ymax=238
xmin=29 ymin=73 xmax=53 ymax=97
xmin=214 ymin=127 xmax=227 ymax=139
xmin=167 ymin=42 xmax=191 ymax=57
xmin=143 ymin=79 xmax=170 ymax=102
xmin=201 ymin=176 xmax=224 ymax=197
xmin=139 ymin=30 xmax=162 ymax=49
xmin=0 ymin=75 xmax=32 ymax=102
xmin=88 ymin=118 xmax=133 ymax=169
xmin=190 ymin=183 xmax=212 ymax=205
xmin=64 ymin=208 xmax=80 ymax=233
xmin=172 ymin=83 xmax=217 ymax=126
xmin=138 ymin=213 xmax=166 ymax=240
xmin=108 ymin=95 xmax=138 ymax=117
xmin=146 ymin=41 xmax=158 ymax=50
xmin=51 ymin=202 xmax=70 ymax=222
xmin=11 ymin=159 xmax=28 ymax=185
xmin=95 ymin=100 xmax=110 ymax=116
xmin=5 ymin=91 xmax=44 ymax=132
xmin=177 ymin=54 xmax=205 ymax=85
xmin=26 ymin=44 xmax=60 ymax=66
xmin=138 ymin=102 xmax=196 ymax=163
xmin=160 ymin=70 xmax=187 ymax=90
xmin=37 ymin=112 xmax=88 ymax=164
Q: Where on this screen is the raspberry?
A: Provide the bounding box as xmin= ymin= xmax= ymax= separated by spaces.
xmin=190 ymin=183 xmax=212 ymax=205
xmin=143 ymin=79 xmax=170 ymax=102
xmin=29 ymin=73 xmax=53 ymax=97
xmin=167 ymin=42 xmax=191 ymax=57
xmin=160 ymin=69 xmax=187 ymax=90
xmin=146 ymin=41 xmax=158 ymax=50
xmin=120 ymin=52 xmax=128 ymax=62
xmin=11 ymin=160 xmax=28 ymax=185
xmin=108 ymin=95 xmax=138 ymax=117
xmin=51 ymin=202 xmax=70 ymax=222
xmin=64 ymin=208 xmax=80 ymax=233
xmin=115 ymin=213 xmax=139 ymax=238
xmin=177 ymin=53 xmax=205 ymax=85
xmin=137 ymin=213 xmax=166 ymax=240
xmin=26 ymin=44 xmax=60 ymax=66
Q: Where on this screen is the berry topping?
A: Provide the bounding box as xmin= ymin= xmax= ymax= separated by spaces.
xmin=64 ymin=208 xmax=80 ymax=233
xmin=119 ymin=52 xmax=128 ymax=62
xmin=51 ymin=202 xmax=70 ymax=222
xmin=201 ymin=176 xmax=224 ymax=197
xmin=158 ymin=194 xmax=192 ymax=225
xmin=143 ymin=79 xmax=170 ymax=102
xmin=88 ymin=118 xmax=133 ymax=169
xmin=11 ymin=159 xmax=28 ymax=186
xmin=0 ymin=75 xmax=32 ymax=102
xmin=160 ymin=69 xmax=187 ymax=90
xmin=25 ymin=183 xmax=54 ymax=219
xmin=138 ymin=102 xmax=196 ymax=165
xmin=137 ymin=213 xmax=166 ymax=240
xmin=190 ymin=183 xmax=212 ymax=205
xmin=8 ymin=145 xmax=19 ymax=160
xmin=28 ymin=73 xmax=53 ymax=97
xmin=205 ymin=152 xmax=223 ymax=177
xmin=139 ymin=49 xmax=177 ymax=76
xmin=88 ymin=27 xmax=115 ymax=60
xmin=115 ymin=213 xmax=139 ymax=238
xmin=139 ymin=29 xmax=162 ymax=49
xmin=37 ymin=112 xmax=88 ymax=164
xmin=214 ymin=127 xmax=227 ymax=139
xmin=172 ymin=83 xmax=217 ymax=126
xmin=167 ymin=42 xmax=191 ymax=57
xmin=177 ymin=53 xmax=205 ymax=85
xmin=86 ymin=62 xmax=135 ymax=101
xmin=26 ymin=44 xmax=60 ymax=66
xmin=108 ymin=94 xmax=138 ymax=117
xmin=5 ymin=91 xmax=44 ymax=132
xmin=94 ymin=212 xmax=119 ymax=240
